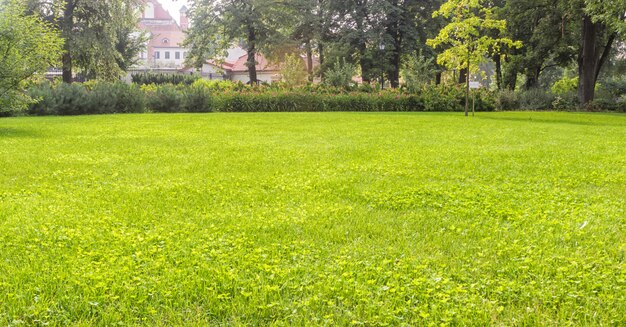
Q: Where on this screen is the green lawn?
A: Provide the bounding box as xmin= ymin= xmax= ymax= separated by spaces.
xmin=1 ymin=112 xmax=625 ymax=326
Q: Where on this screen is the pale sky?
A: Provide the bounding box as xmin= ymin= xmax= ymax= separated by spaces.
xmin=160 ymin=0 xmax=189 ymax=24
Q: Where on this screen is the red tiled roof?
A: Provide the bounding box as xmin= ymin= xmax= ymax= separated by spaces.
xmin=230 ymin=53 xmax=280 ymax=72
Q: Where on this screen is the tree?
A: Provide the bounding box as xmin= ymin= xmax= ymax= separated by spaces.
xmin=185 ymin=0 xmax=289 ymax=84
xmin=0 ymin=0 xmax=63 ymax=112
xmin=27 ymin=0 xmax=143 ymax=83
xmin=284 ymin=0 xmax=333 ymax=81
xmin=576 ymin=0 xmax=626 ymax=105
xmin=427 ymin=0 xmax=521 ymax=116
xmin=281 ymin=53 xmax=308 ymax=86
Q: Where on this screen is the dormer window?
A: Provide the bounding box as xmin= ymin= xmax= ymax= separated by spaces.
xmin=162 ymin=38 xmax=169 ymax=45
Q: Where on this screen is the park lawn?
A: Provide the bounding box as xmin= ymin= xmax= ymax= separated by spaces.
xmin=0 ymin=112 xmax=625 ymax=326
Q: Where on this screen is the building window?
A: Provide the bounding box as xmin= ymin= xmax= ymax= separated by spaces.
xmin=154 ymin=51 xmax=160 ymax=59
xmin=165 ymin=52 xmax=170 ymax=59
xmin=175 ymin=52 xmax=180 ymax=60
xmin=162 ymin=38 xmax=169 ymax=45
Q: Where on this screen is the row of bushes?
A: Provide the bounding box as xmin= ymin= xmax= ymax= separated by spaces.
xmin=16 ymin=80 xmax=625 ymax=116
xmin=21 ymin=81 xmax=497 ymax=115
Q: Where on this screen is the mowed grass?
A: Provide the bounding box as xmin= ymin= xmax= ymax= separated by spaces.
xmin=0 ymin=112 xmax=625 ymax=326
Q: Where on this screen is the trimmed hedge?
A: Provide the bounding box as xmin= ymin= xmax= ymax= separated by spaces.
xmin=23 ymin=81 xmax=500 ymax=116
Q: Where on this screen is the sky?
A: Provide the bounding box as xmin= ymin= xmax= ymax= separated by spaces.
xmin=160 ymin=0 xmax=189 ymax=24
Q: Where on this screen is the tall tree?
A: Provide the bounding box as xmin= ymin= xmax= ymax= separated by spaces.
xmin=427 ymin=0 xmax=521 ymax=116
xmin=0 ymin=0 xmax=63 ymax=112
xmin=285 ymin=0 xmax=333 ymax=80
xmin=185 ymin=0 xmax=288 ymax=84
xmin=576 ymin=0 xmax=626 ymax=105
xmin=26 ymin=0 xmax=143 ymax=83
xmin=497 ymin=0 xmax=577 ymax=90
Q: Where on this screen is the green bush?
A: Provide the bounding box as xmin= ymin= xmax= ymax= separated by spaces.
xmin=89 ymin=82 xmax=146 ymax=114
xmin=27 ymin=82 xmax=89 ymax=115
xmin=518 ymin=88 xmax=555 ymax=110
xmin=132 ymin=72 xmax=200 ymax=86
xmin=146 ymin=84 xmax=184 ymax=113
xmin=324 ymin=59 xmax=356 ymax=89
xmin=496 ymin=90 xmax=519 ymax=111
xmin=183 ymin=84 xmax=213 ymax=113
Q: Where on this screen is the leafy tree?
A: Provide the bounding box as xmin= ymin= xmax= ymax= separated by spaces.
xmin=0 ymin=0 xmax=63 ymax=112
xmin=281 ymin=53 xmax=308 ymax=86
xmin=26 ymin=0 xmax=143 ymax=83
xmin=427 ymin=0 xmax=521 ymax=116
xmin=284 ymin=0 xmax=333 ymax=80
xmin=496 ymin=0 xmax=576 ymax=90
xmin=185 ymin=0 xmax=289 ymax=84
xmin=576 ymin=0 xmax=626 ymax=105
xmin=324 ymin=58 xmax=356 ymax=88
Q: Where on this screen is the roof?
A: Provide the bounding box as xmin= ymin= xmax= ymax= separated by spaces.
xmin=230 ymin=53 xmax=280 ymax=72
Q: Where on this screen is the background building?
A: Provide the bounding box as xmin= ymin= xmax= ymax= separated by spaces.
xmin=136 ymin=0 xmax=190 ymax=71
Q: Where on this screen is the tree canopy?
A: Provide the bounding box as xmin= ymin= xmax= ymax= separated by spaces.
xmin=0 ymin=0 xmax=63 ymax=112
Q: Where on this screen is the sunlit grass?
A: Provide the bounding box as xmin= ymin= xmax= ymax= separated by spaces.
xmin=1 ymin=112 xmax=625 ymax=325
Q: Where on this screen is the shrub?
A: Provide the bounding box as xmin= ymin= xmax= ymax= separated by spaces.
xmin=132 ymin=72 xmax=200 ymax=86
xmin=518 ymin=88 xmax=555 ymax=110
xmin=496 ymin=90 xmax=519 ymax=111
xmin=146 ymin=84 xmax=184 ymax=113
xmin=183 ymin=84 xmax=213 ymax=113
xmin=324 ymin=59 xmax=356 ymax=89
xmin=551 ymin=76 xmax=578 ymax=95
xmin=281 ymin=54 xmax=309 ymax=86
xmin=89 ymin=82 xmax=146 ymax=114
xmin=27 ymin=82 xmax=89 ymax=115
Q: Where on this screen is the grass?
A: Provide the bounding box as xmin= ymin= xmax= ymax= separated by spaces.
xmin=0 ymin=112 xmax=625 ymax=326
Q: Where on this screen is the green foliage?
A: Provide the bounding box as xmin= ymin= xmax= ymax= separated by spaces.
xmin=145 ymin=84 xmax=184 ymax=113
xmin=281 ymin=54 xmax=308 ymax=87
xmin=27 ymin=0 xmax=145 ymax=81
xmin=131 ymin=73 xmax=200 ymax=86
xmin=1 ymin=112 xmax=625 ymax=325
xmin=88 ymin=82 xmax=146 ymax=114
xmin=551 ymin=76 xmax=579 ymax=95
xmin=324 ymin=59 xmax=356 ymax=89
xmin=402 ymin=52 xmax=438 ymax=92
xmin=26 ymin=82 xmax=145 ymax=115
xmin=427 ymin=0 xmax=522 ymax=74
xmin=183 ymin=84 xmax=214 ymax=113
xmin=0 ymin=0 xmax=63 ymax=113
xmin=518 ymin=88 xmax=555 ymax=110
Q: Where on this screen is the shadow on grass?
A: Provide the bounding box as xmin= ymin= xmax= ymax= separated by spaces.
xmin=0 ymin=127 xmax=41 ymax=138
xmin=477 ymin=113 xmax=625 ymax=127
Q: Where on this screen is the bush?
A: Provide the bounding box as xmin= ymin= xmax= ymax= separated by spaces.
xmin=496 ymin=90 xmax=519 ymax=111
xmin=89 ymin=82 xmax=146 ymax=114
xmin=324 ymin=59 xmax=356 ymax=89
xmin=27 ymin=82 xmax=89 ymax=115
xmin=518 ymin=88 xmax=555 ymax=110
xmin=27 ymin=82 xmax=145 ymax=115
xmin=132 ymin=72 xmax=200 ymax=86
xmin=183 ymin=84 xmax=213 ymax=113
xmin=146 ymin=84 xmax=184 ymax=113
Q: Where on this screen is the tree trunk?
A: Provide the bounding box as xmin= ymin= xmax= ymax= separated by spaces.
xmin=458 ymin=68 xmax=467 ymax=84
xmin=246 ymin=22 xmax=258 ymax=84
xmin=464 ymin=47 xmax=469 ymax=117
xmin=578 ymin=14 xmax=617 ymax=107
xmin=435 ymin=72 xmax=442 ymax=85
xmin=306 ymin=41 xmax=313 ymax=82
xmin=494 ymin=54 xmax=502 ymax=90
xmin=385 ymin=0 xmax=401 ymax=88
xmin=524 ymin=66 xmax=541 ymax=89
xmin=359 ymin=41 xmax=370 ymax=83
xmin=578 ymin=14 xmax=597 ymax=105
xmin=62 ymin=0 xmax=74 ymax=84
